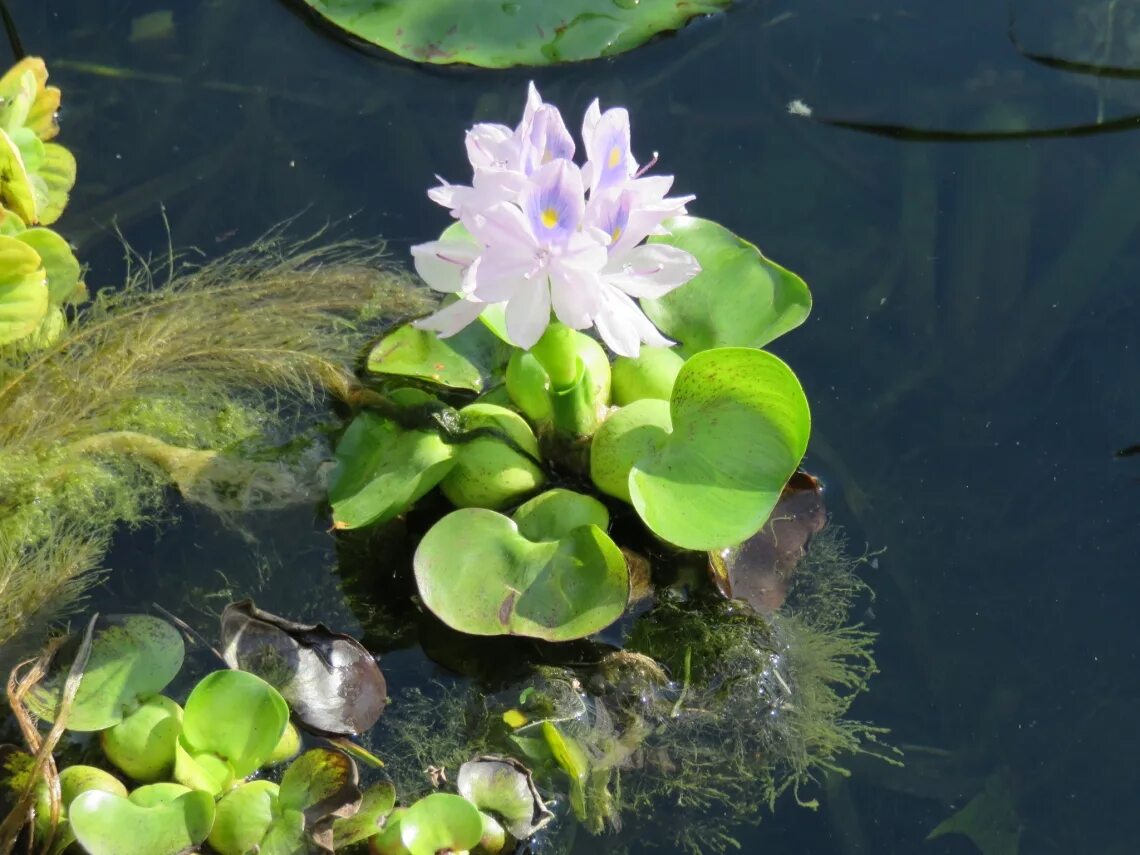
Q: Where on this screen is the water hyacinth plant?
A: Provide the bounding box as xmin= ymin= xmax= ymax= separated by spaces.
xmin=331 ymin=83 xmax=815 ymax=640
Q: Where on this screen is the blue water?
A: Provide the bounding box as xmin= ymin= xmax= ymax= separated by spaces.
xmin=15 ymin=0 xmax=1140 ymax=852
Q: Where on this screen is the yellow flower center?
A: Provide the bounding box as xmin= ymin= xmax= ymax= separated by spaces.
xmin=607 ymin=146 xmax=622 ymax=169
xmin=541 ymin=208 xmax=559 ymax=229
xmin=611 ymin=225 xmax=623 ymax=242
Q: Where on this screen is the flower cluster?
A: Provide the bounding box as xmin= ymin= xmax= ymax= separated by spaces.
xmin=412 ymin=84 xmax=699 ymax=358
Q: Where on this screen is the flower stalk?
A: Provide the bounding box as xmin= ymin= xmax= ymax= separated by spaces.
xmin=530 ymin=322 xmax=600 ymax=438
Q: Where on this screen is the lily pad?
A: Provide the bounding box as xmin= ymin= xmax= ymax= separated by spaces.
xmin=26 ymin=614 xmax=185 ymax=732
xmin=179 ymin=669 xmax=289 ymax=779
xmin=208 ymin=780 xmax=280 ymax=855
xmin=414 ymin=507 xmax=629 ymax=641
xmin=68 ymin=785 xmax=214 ymax=855
xmin=591 ymin=347 xmax=811 ymax=550
xmin=399 ymin=793 xmax=484 ymax=855
xmin=367 ymin=320 xmax=509 ymax=392
xmin=0 ymin=233 xmax=47 ymax=345
xmin=457 ymin=756 xmax=554 ymax=840
xmin=645 ymin=217 xmax=812 ymax=355
xmin=512 ymin=489 xmax=610 ymax=542
xmin=31 ymin=143 xmax=76 ymax=225
xmin=0 ymin=58 xmax=61 ymax=141
xmin=298 ymin=0 xmax=733 ymax=68
xmin=221 ymin=600 xmax=387 ymax=735
xmin=100 ymin=694 xmax=183 ymax=782
xmin=278 ymin=747 xmax=361 ymax=828
xmin=328 ymin=399 xmax=457 ymax=530
xmin=30 ymin=763 xmax=127 ymax=855
xmin=16 ymin=227 xmax=81 ymax=304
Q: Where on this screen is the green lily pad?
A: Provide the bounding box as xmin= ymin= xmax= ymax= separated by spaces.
xmin=299 ymin=0 xmax=732 ymax=68
xmin=100 ymin=694 xmax=183 ymax=782
xmin=68 ymin=785 xmax=214 ymax=855
xmin=179 ymin=669 xmax=290 ymax=779
xmin=645 ymin=217 xmax=812 ymax=356
xmin=26 ymin=614 xmax=185 ymax=732
xmin=512 ymin=489 xmax=609 ymax=542
xmin=0 ymin=233 xmax=47 ymax=346
xmin=328 ymin=401 xmax=456 ymax=530
xmin=399 ymin=793 xmax=484 ymax=855
xmin=591 ymin=348 xmax=811 ymax=550
xmin=414 ymin=507 xmax=629 ymax=641
xmin=332 ymin=782 xmax=396 ymax=849
xmin=367 ymin=321 xmax=509 ymax=392
xmin=30 ymin=763 xmax=127 ymax=855
xmin=31 ymin=143 xmax=76 ymax=225
xmin=209 ymin=780 xmax=280 ymax=855
xmin=15 ymin=227 xmax=81 ymax=304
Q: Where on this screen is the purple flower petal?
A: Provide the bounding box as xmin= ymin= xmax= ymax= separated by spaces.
xmin=521 ymin=160 xmax=585 ymax=246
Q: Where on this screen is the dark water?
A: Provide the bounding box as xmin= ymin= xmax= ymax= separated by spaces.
xmin=12 ymin=0 xmax=1140 ymax=852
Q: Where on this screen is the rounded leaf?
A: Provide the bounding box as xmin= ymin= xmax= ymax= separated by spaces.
xmin=589 ymin=398 xmax=671 ymax=503
xmin=0 ymin=128 xmax=36 ymax=222
xmin=15 ymin=227 xmax=80 ymax=304
xmin=209 ymin=780 xmax=280 ymax=855
xmin=457 ymin=756 xmax=554 ymax=840
xmin=100 ymin=694 xmax=183 ymax=782
xmin=414 ymin=508 xmax=629 ymax=641
xmin=26 ymin=615 xmax=184 ymax=732
xmin=367 ymin=321 xmax=508 ymax=392
xmin=645 ymin=217 xmax=812 ymax=355
xmin=0 ymin=233 xmax=47 ymax=345
xmin=629 ymin=348 xmax=811 ymax=550
xmin=512 ymin=489 xmax=609 ymax=542
xmin=68 ymin=787 xmax=214 ymax=855
xmin=298 ymin=0 xmax=733 ymax=68
xmin=333 ymin=782 xmax=396 ymax=850
xmin=439 ymin=403 xmax=545 ymax=510
xmin=400 ymin=793 xmax=484 ymax=855
xmin=180 ymin=670 xmax=289 ymax=779
xmin=611 ymin=345 xmax=684 ymax=405
xmin=278 ymin=748 xmax=361 ymax=826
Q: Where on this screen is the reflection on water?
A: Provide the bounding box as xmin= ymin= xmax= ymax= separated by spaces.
xmin=9 ymin=0 xmax=1140 ymax=851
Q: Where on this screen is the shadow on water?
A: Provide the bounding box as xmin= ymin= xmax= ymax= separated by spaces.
xmin=5 ymin=0 xmax=1140 ymax=852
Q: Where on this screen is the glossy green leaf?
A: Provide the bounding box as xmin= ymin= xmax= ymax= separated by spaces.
xmin=439 ymin=403 xmax=545 ymax=509
xmin=173 ymin=739 xmax=234 ymax=796
xmin=100 ymin=694 xmax=183 ymax=782
xmin=0 ymin=128 xmax=35 ymax=222
xmin=399 ymin=793 xmax=484 ymax=855
xmin=367 ymin=321 xmax=509 ymax=392
xmin=258 ymin=808 xmax=307 ymax=855
xmin=31 ymin=142 xmax=76 ymax=225
xmin=506 ymin=331 xmax=611 ymax=423
xmin=512 ymin=489 xmax=609 ymax=542
xmin=328 ymin=405 xmax=456 ymax=530
xmin=457 ymin=756 xmax=554 ymax=840
xmin=414 ymin=507 xmax=629 ymax=640
xmin=32 ymin=764 xmax=127 ymax=854
xmin=0 ymin=233 xmax=47 ymax=345
xmin=591 ymin=348 xmax=810 ymax=550
xmin=180 ymin=669 xmax=289 ymax=779
xmin=611 ymin=345 xmax=684 ymax=405
xmin=278 ymin=748 xmax=361 ymax=826
xmin=26 ymin=615 xmax=185 ymax=732
xmin=299 ymin=0 xmax=732 ymax=68
xmin=645 ymin=217 xmax=812 ymax=355
xmin=208 ymin=780 xmax=279 ymax=855
xmin=332 ymin=782 xmax=396 ymax=849
xmin=15 ymin=227 xmax=80 ymax=304
xmin=68 ymin=786 xmax=214 ymax=855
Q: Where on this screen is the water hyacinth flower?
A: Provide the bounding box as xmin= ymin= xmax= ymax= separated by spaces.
xmin=413 ymin=84 xmax=699 ymax=357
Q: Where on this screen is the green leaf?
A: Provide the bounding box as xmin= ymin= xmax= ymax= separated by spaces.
xmin=179 ymin=670 xmax=289 ymax=779
xmin=414 ymin=507 xmax=629 ymax=641
xmin=328 ymin=407 xmax=456 ymax=530
xmin=0 ymin=233 xmax=47 ymax=345
xmin=367 ymin=321 xmax=509 ymax=392
xmin=457 ymin=756 xmax=553 ymax=840
xmin=31 ymin=143 xmax=75 ymax=225
xmin=299 ymin=0 xmax=732 ymax=68
xmin=31 ymin=764 xmax=127 ymax=855
xmin=512 ymin=489 xmax=610 ymax=542
xmin=99 ymin=694 xmax=183 ymax=782
xmin=439 ymin=403 xmax=545 ymax=510
xmin=208 ymin=780 xmax=279 ymax=855
xmin=399 ymin=793 xmax=484 ymax=855
xmin=0 ymin=128 xmax=36 ymax=223
xmin=332 ymin=782 xmax=396 ymax=849
xmin=591 ymin=348 xmax=810 ymax=550
xmin=68 ymin=786 xmax=214 ymax=855
xmin=278 ymin=748 xmax=361 ymax=826
xmin=645 ymin=217 xmax=812 ymax=355
xmin=611 ymin=345 xmax=684 ymax=405
xmin=927 ymin=770 xmax=1022 ymax=855
xmin=15 ymin=227 xmax=80 ymax=304
xmin=26 ymin=615 xmax=185 ymax=732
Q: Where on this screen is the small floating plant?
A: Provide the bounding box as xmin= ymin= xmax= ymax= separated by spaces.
xmin=1 ymin=68 xmax=891 ymax=855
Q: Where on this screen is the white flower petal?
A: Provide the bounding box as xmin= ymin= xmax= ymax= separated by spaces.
xmin=506 ymin=282 xmax=552 ymax=350
xmin=473 ymin=246 xmax=535 ymax=302
xmin=603 ymin=244 xmax=700 ymax=299
xmin=462 ymin=202 xmax=535 ymax=249
xmin=550 ymin=264 xmax=601 ymax=329
xmin=465 ymin=123 xmax=514 ymax=169
xmin=411 ymin=240 xmax=480 ymax=294
xmin=414 ymin=297 xmax=486 ymax=338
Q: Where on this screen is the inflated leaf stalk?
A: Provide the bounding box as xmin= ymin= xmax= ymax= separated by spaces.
xmin=414 ymin=501 xmax=628 ymax=641
xmin=220 ymin=600 xmax=387 ymax=735
xmin=298 ymin=0 xmax=734 ymax=68
xmin=439 ymin=403 xmax=545 ymax=509
xmin=26 ymin=615 xmax=184 ymax=732
xmin=68 ymin=784 xmax=215 ymax=855
xmin=591 ymin=347 xmax=811 ymax=550
xmin=646 ymin=217 xmax=812 ymax=356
